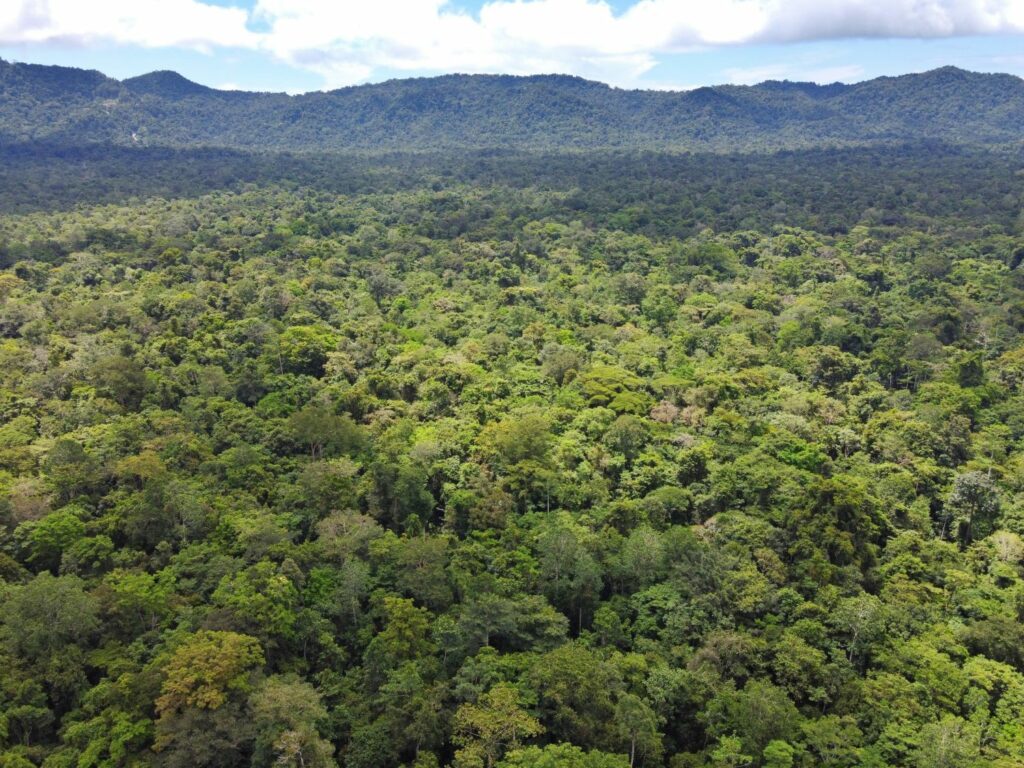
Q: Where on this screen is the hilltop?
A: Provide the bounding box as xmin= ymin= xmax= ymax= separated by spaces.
xmin=1 ymin=61 xmax=1022 ymax=151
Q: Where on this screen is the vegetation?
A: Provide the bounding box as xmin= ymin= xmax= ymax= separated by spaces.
xmin=0 ymin=160 xmax=1023 ymax=767
xmin=2 ymin=142 xmax=1022 ymax=234
xmin=2 ymin=60 xmax=1024 ymax=151
xmin=2 ymin=63 xmax=1024 ymax=768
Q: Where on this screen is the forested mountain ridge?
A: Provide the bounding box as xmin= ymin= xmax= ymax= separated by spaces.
xmin=1 ymin=59 xmax=1023 ymax=151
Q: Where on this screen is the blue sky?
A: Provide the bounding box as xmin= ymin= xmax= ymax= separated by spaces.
xmin=2 ymin=0 xmax=1024 ymax=93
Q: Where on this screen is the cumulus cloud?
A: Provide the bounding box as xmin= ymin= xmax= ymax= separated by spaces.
xmin=2 ymin=0 xmax=1024 ymax=87
xmin=252 ymin=0 xmax=1024 ymax=86
xmin=756 ymin=0 xmax=1024 ymax=43
xmin=0 ymin=0 xmax=257 ymax=50
xmin=247 ymin=0 xmax=781 ymax=86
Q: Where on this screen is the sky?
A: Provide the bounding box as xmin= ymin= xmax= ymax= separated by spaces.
xmin=2 ymin=0 xmax=1024 ymax=94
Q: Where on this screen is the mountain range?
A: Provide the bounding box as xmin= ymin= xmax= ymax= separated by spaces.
xmin=1 ymin=59 xmax=1022 ymax=152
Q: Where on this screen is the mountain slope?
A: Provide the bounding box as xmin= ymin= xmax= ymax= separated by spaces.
xmin=1 ymin=60 xmax=1022 ymax=151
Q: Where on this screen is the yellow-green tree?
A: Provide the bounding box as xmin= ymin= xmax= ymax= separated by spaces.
xmin=453 ymin=683 xmax=543 ymax=768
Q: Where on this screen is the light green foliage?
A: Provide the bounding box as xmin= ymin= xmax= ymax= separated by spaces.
xmin=761 ymin=740 xmax=795 ymax=768
xmin=0 ymin=146 xmax=1022 ymax=768
xmin=212 ymin=562 xmax=300 ymax=641
xmin=155 ymin=630 xmax=264 ymax=714
xmin=364 ymin=596 xmax=437 ymax=680
xmin=499 ymin=744 xmax=629 ymax=768
xmin=249 ymin=675 xmax=337 ymax=768
xmin=17 ymin=507 xmax=85 ymax=570
xmin=454 ymin=683 xmax=543 ymax=768
xmin=614 ymin=694 xmax=662 ymax=767
xmin=945 ymin=471 xmax=1001 ymax=545
xmin=275 ymin=325 xmax=338 ymax=376
xmin=102 ymin=567 xmax=175 ymax=633
xmin=152 ymin=631 xmax=265 ymax=766
xmin=579 ymin=366 xmax=651 ymax=414
xmin=709 ymin=735 xmax=752 ymax=768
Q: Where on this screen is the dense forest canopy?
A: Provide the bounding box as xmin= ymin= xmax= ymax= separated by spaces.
xmin=1 ymin=64 xmax=1024 ymax=768
xmin=1 ymin=60 xmax=1024 ymax=152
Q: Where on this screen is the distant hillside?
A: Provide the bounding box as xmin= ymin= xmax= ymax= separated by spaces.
xmin=1 ymin=60 xmax=1022 ymax=151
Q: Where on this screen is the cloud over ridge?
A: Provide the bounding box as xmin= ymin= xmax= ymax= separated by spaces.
xmin=3 ymin=0 xmax=1024 ymax=87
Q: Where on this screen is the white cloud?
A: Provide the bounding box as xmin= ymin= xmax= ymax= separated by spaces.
xmin=0 ymin=0 xmax=257 ymax=50
xmin=2 ymin=0 xmax=1023 ymax=87
xmin=250 ymin=0 xmax=1024 ymax=87
xmin=758 ymin=0 xmax=1024 ymax=43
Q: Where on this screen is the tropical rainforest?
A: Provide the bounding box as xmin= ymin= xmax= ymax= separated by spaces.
xmin=1 ymin=62 xmax=1024 ymax=768
xmin=2 ymin=60 xmax=1024 ymax=152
